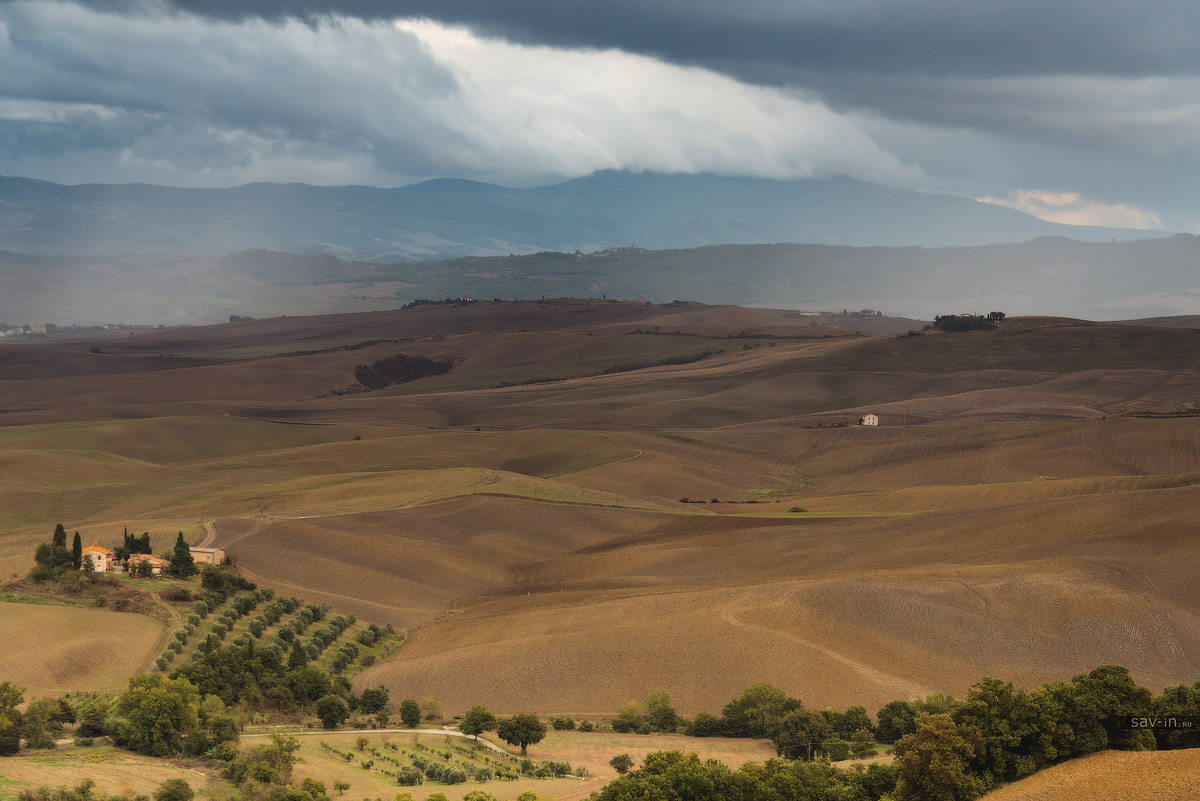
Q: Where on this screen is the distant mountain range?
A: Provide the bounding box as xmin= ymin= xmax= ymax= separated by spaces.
xmin=0 ymin=171 xmax=1169 ymax=259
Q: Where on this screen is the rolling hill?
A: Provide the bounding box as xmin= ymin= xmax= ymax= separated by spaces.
xmin=2 ymin=301 xmax=1199 ymax=717
xmin=7 ymin=233 xmax=1200 ymax=329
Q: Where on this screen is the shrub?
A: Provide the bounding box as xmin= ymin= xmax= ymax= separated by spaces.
xmin=685 ymin=711 xmax=724 ymax=737
xmin=153 ymin=778 xmax=194 ymax=801
xmin=544 ymin=760 xmax=571 ymax=777
xmin=609 ymin=754 xmax=634 ymax=774
xmin=551 ymin=717 xmax=576 ymax=730
xmin=823 ymin=738 xmax=851 ymax=761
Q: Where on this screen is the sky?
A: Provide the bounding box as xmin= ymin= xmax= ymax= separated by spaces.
xmin=1 ymin=0 xmax=1198 ymax=231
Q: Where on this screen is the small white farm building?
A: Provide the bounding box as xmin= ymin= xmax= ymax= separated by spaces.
xmin=860 ymin=413 xmax=879 ymax=426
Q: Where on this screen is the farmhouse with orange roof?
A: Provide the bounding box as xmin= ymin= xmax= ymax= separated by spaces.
xmin=81 ymin=543 xmax=115 ymax=573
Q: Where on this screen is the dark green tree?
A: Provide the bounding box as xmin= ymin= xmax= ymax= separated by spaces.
xmin=840 ymin=705 xmax=874 ymax=738
xmin=169 ymin=532 xmax=197 ymax=577
xmin=315 ymin=695 xmax=350 ymax=729
xmin=460 ymin=705 xmax=497 ymax=742
xmin=285 ymin=666 xmax=329 ymax=704
xmin=52 ymin=523 xmax=67 ymax=549
xmin=773 ymin=708 xmax=833 ymax=760
xmin=721 ymin=682 xmax=798 ymax=739
xmin=1059 ymin=664 xmax=1155 ymax=754
xmin=608 ymin=753 xmax=634 ymax=774
xmin=399 ymin=698 xmax=421 ymax=728
xmin=1154 ymin=681 xmax=1200 ymax=749
xmin=287 ymin=639 xmax=309 ymax=670
xmin=358 ymin=686 xmax=390 ymax=716
xmin=112 ymin=674 xmax=201 ymax=756
xmin=0 ymin=681 xmax=24 ymax=755
xmin=20 ymin=697 xmax=64 ymax=749
xmin=646 ymin=688 xmax=679 ymax=732
xmin=952 ymin=677 xmax=1042 ymax=784
xmin=850 ymin=727 xmax=877 ymax=758
xmin=894 ymin=713 xmax=985 ymax=801
xmin=684 ymin=711 xmax=724 ymax=737
xmin=153 ymin=778 xmax=194 ymax=801
xmin=71 ymin=532 xmax=82 ymax=570
xmin=876 ymin=699 xmax=918 ymax=742
xmin=496 ymin=713 xmax=547 ymax=755
xmin=822 ymin=737 xmax=850 ymax=761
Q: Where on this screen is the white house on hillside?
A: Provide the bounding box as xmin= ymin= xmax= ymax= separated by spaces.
xmin=81 ymin=543 xmax=115 ymax=572
xmin=860 ymin=413 xmax=879 ymax=426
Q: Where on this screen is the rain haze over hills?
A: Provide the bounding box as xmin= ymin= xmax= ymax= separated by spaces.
xmin=0 ymin=0 xmax=1197 ymax=327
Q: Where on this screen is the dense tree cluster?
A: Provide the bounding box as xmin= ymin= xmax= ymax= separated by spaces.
xmin=173 ymin=609 xmax=369 ymax=713
xmin=115 ymin=529 xmax=153 ymax=561
xmin=624 ymin=665 xmax=1197 ymax=800
xmin=590 ymin=750 xmax=896 ymax=801
xmin=933 ymin=312 xmax=1004 ymax=331
xmin=885 ymin=666 xmax=1193 ymax=799
xmin=354 ymin=353 xmax=454 ymax=390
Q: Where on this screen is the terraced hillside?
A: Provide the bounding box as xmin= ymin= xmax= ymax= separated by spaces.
xmin=1 ymin=301 xmax=1198 ymax=715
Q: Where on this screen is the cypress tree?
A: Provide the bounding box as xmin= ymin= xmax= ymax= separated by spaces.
xmin=169 ymin=531 xmax=197 ymax=577
xmin=71 ymin=532 xmax=82 ymax=570
xmin=288 ymin=639 xmax=308 ymax=669
xmin=52 ymin=523 xmax=67 ymax=549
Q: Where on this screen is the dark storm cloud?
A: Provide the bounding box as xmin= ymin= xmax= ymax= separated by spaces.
xmin=0 ymin=4 xmax=919 ymax=189
xmin=0 ymin=0 xmax=1196 ymax=230
xmin=58 ymin=0 xmax=1200 ymax=80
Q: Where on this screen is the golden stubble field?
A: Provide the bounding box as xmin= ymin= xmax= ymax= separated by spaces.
xmin=980 ymin=748 xmax=1200 ymax=800
xmin=2 ymin=302 xmax=1199 ymax=717
xmin=0 ymin=602 xmax=166 ymax=697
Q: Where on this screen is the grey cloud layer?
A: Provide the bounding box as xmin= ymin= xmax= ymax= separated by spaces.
xmin=0 ymin=3 xmax=918 ymax=188
xmin=0 ymin=0 xmax=1197 ymax=229
xmin=66 ymin=0 xmax=1200 ymax=78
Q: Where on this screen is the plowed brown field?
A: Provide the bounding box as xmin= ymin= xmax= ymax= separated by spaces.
xmin=3 ymin=302 xmax=1199 ymax=718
